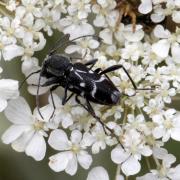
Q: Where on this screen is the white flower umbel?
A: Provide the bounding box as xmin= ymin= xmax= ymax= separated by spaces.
xmin=1 ymin=97 xmax=54 ymax=161
xmin=48 ymin=129 xmax=92 ymax=175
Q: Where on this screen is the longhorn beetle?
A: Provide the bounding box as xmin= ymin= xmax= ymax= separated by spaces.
xmin=21 ymin=34 xmax=154 ymax=134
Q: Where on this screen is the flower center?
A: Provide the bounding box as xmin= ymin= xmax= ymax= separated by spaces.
xmin=0 ymin=42 xmax=4 ymax=49
xmin=33 ymin=121 xmax=45 ymax=131
xmin=71 ymin=144 xmax=80 ymax=153
xmin=164 ymin=119 xmax=173 ymax=129
xmin=6 ymin=27 xmax=14 ymax=36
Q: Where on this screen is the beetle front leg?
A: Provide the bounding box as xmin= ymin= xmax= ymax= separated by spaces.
xmin=49 ymin=85 xmax=59 ymax=120
xmin=84 ymin=58 xmax=98 ymax=70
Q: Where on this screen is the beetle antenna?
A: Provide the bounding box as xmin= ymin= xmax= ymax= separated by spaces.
xmin=49 ymin=34 xmax=102 ymax=55
xmin=19 ymin=70 xmax=41 ymax=90
xmin=48 ymin=34 xmax=70 ymax=55
xmin=36 ymin=70 xmax=44 ymax=120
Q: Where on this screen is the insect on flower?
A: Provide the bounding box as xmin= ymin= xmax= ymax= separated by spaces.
xmin=21 ymin=34 xmax=154 ymax=135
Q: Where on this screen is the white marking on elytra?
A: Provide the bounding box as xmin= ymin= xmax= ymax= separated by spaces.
xmin=70 ymin=67 xmax=73 ymax=71
xmin=80 ymin=82 xmax=85 ymax=87
xmin=76 ymin=69 xmax=86 ymax=73
xmin=91 ymin=82 xmax=97 ymax=98
xmin=75 ymin=71 xmax=83 ymax=80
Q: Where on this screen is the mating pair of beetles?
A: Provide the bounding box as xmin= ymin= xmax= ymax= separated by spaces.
xmin=24 ymin=34 xmax=153 ymax=133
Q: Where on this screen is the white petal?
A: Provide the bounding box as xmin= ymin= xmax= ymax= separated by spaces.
xmin=153 ymin=25 xmax=170 ymax=38
xmin=171 ymin=128 xmax=180 ymax=141
xmin=61 ymin=115 xmax=73 ymax=129
xmin=88 ymin=39 xmax=99 ymax=49
xmin=169 ymin=165 xmax=180 ymax=179
xmin=121 ymin=156 xmax=141 ymax=176
xmin=123 ymin=25 xmax=144 ymax=42
xmin=153 ymin=147 xmax=168 ymax=159
xmin=138 ymin=0 xmax=152 ymax=14
xmin=2 ymin=44 xmax=24 ymax=61
xmin=171 ymin=43 xmax=180 ymax=63
xmin=65 ymin=45 xmax=81 ymax=54
xmin=140 ymin=146 xmax=152 ymax=156
xmin=49 ymin=152 xmax=72 ymax=172
xmin=172 ymin=11 xmax=180 ymax=23
xmin=71 ymin=130 xmax=82 ymax=144
xmin=12 ymin=130 xmax=34 ymax=152
xmin=151 ymin=13 xmax=165 ymax=23
xmin=5 ymin=97 xmax=32 ymax=124
xmin=0 ymin=98 xmax=7 ymax=112
xmin=77 ymin=152 xmax=92 ymax=169
xmin=87 ymin=166 xmax=109 ymax=180
xmin=25 ymin=132 xmax=46 ymax=161
xmin=27 ymin=85 xmax=49 ymax=96
xmin=65 ymin=154 xmax=78 ymax=175
xmin=23 ymin=32 xmax=33 ymax=47
xmin=99 ymin=29 xmax=112 ymax=44
xmin=111 ymin=145 xmax=130 ymax=164
xmin=48 ymin=129 xmax=70 ymax=151
xmin=93 ymin=15 xmax=106 ymax=27
xmin=152 ymin=39 xmax=170 ymax=58
xmin=64 ymin=24 xmax=94 ymax=40
xmin=1 ymin=125 xmax=30 ymax=144
xmin=0 ymin=79 xmax=19 ymax=100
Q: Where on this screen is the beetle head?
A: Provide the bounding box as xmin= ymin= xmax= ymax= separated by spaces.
xmin=41 ymin=54 xmax=71 ymax=77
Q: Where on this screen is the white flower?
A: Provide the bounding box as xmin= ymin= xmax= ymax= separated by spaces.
xmin=143 ymin=98 xmax=164 ymax=118
xmin=152 ymin=109 xmax=180 ymax=142
xmin=89 ymin=123 xmax=117 ymax=154
xmin=111 ymin=129 xmax=152 ymax=176
xmin=0 ymin=79 xmax=19 ymax=112
xmin=1 ymin=97 xmax=54 ymax=161
xmin=87 ymin=166 xmax=109 ymax=180
xmin=157 ymin=82 xmax=176 ymax=103
xmin=138 ymin=153 xmax=180 ymax=180
xmin=0 ymin=33 xmax=24 ymax=61
xmin=65 ymin=37 xmax=100 ymax=56
xmin=138 ymin=0 xmax=152 ymax=14
xmin=152 ymin=25 xmax=180 ymax=61
xmin=48 ymin=129 xmax=92 ymax=175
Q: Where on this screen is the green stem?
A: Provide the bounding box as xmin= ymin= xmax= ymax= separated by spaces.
xmin=0 ymin=6 xmax=13 ymax=19
xmin=0 ymin=1 xmax=6 ymax=7
xmin=153 ymin=155 xmax=160 ymax=167
xmin=145 ymin=157 xmax=151 ymax=171
xmin=115 ymin=165 xmax=121 ymax=180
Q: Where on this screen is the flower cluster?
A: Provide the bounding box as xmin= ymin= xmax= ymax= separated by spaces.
xmin=1 ymin=0 xmax=180 ymax=179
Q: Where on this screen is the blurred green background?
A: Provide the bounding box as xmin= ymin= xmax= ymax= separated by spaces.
xmin=0 ymin=33 xmax=180 ymax=180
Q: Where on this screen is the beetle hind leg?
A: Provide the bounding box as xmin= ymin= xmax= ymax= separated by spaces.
xmin=75 ymin=95 xmax=113 ymax=135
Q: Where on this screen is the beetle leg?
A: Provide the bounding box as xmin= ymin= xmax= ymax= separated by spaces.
xmin=49 ymin=85 xmax=59 ymax=120
xmin=63 ymin=92 xmax=74 ymax=105
xmin=75 ymin=95 xmax=112 ymax=135
xmin=100 ymin=64 xmax=156 ymax=92
xmin=85 ymin=58 xmax=98 ymax=70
